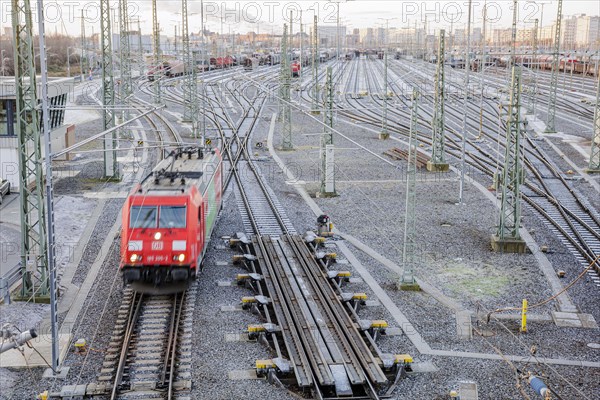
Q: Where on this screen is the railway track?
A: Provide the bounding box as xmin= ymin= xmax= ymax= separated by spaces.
xmin=224 ymin=73 xmax=410 ymax=398
xmin=304 ymin=57 xmax=600 ymax=284
xmin=96 ymin=285 xmax=195 ymax=399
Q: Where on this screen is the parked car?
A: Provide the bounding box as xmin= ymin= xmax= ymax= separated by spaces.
xmin=0 ymin=179 xmax=10 ymax=205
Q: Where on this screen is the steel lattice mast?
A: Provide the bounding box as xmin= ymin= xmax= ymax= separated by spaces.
xmin=80 ymin=10 xmax=86 ymax=81
xmin=312 ymin=16 xmax=320 ymax=114
xmin=12 ymin=0 xmax=48 ymax=297
xmin=35 ymin=0 xmax=60 ymax=371
xmin=137 ymin=18 xmax=144 ymax=77
xmin=100 ymin=0 xmax=117 ymax=178
xmin=118 ymin=0 xmax=131 ymax=99
xmin=118 ymin=0 xmax=131 ymax=142
xmin=379 ymin=49 xmax=389 ymax=140
xmin=427 ymin=30 xmax=449 ymax=172
xmin=182 ymin=0 xmax=194 ymax=123
xmin=526 ymin=19 xmax=539 ymax=115
xmin=589 ymin=75 xmax=600 ymax=172
xmin=545 ymin=0 xmax=562 ymax=133
xmin=319 ymin=66 xmax=335 ymax=196
xmin=492 ymin=66 xmax=526 ymax=253
xmin=399 ymin=89 xmax=420 ymax=290
xmin=152 ymin=0 xmax=162 ymax=104
xmin=280 ymin=24 xmax=293 ymax=150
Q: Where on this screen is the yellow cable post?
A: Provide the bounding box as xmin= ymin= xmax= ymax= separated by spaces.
xmin=521 ymin=299 xmax=528 ymax=333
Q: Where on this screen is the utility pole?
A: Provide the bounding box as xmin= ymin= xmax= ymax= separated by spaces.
xmin=80 ymin=10 xmax=86 ymax=81
xmin=492 ymin=66 xmax=527 ymax=253
xmin=319 ymin=66 xmax=336 ymax=197
xmin=137 ymin=18 xmax=144 ymax=77
xmin=101 ymin=0 xmax=118 ymax=178
xmin=36 ymin=0 xmax=61 ymax=374
xmin=312 ymin=16 xmax=320 ymax=114
xmin=399 ymin=89 xmax=421 ymax=291
xmin=588 ymin=74 xmax=600 ymax=173
xmin=427 ymin=30 xmax=449 ymax=172
xmin=200 ymin=0 xmax=206 ymax=145
xmin=506 ymin=0 xmax=519 ymax=76
xmin=152 ymin=0 xmax=162 ymax=104
xmin=118 ymin=0 xmax=132 ymax=98
xmin=545 ymin=0 xmax=562 ymax=133
xmin=12 ymin=0 xmax=49 ymax=299
xmin=280 ymin=24 xmax=293 ymax=150
xmin=458 ymin=0 xmax=473 ymax=204
xmin=478 ymin=1 xmax=487 ymax=138
xmin=182 ymin=0 xmax=194 ymax=124
xmin=118 ymin=0 xmax=132 ymax=142
xmin=379 ymin=48 xmax=389 ymax=140
xmin=527 ymin=19 xmax=539 ymax=115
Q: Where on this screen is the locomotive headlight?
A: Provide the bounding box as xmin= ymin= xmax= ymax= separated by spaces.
xmin=154 ymin=232 xmax=162 ymax=240
xmin=130 ymin=254 xmax=140 ymax=262
xmin=178 ymin=253 xmax=185 ymax=262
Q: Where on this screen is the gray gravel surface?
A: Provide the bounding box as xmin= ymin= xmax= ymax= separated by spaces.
xmin=251 ymin=93 xmax=600 ymax=399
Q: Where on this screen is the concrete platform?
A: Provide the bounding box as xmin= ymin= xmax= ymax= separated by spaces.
xmin=0 ymin=333 xmax=72 ymax=368
xmin=551 ymin=312 xmax=598 ymax=329
xmin=490 ymin=234 xmax=528 ymax=253
xmin=459 ymin=381 xmax=479 ymax=400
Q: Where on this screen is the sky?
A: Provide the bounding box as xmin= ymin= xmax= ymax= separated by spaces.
xmin=1 ymin=0 xmax=599 ymax=37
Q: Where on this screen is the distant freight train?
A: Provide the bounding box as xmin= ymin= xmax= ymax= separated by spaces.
xmin=147 ymin=60 xmax=185 ymax=81
xmin=120 ymin=146 xmax=223 ymax=293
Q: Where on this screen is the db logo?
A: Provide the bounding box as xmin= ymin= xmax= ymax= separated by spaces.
xmin=151 ymin=241 xmax=164 ymax=251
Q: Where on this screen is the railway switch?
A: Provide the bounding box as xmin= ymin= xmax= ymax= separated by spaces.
xmin=232 ymin=254 xmax=256 ymax=266
xmin=327 ymin=271 xmax=352 ymax=286
xmin=255 ymin=359 xmax=276 ymax=377
xmin=317 ymin=215 xmax=334 ymax=237
xmin=248 ymin=323 xmax=280 ymax=340
xmin=74 ymin=338 xmax=87 ymax=353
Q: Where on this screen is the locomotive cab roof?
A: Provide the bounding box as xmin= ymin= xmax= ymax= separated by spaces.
xmin=137 ymin=147 xmax=220 ymax=195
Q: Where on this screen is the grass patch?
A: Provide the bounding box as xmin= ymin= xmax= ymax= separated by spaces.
xmin=441 ymin=262 xmax=510 ymax=299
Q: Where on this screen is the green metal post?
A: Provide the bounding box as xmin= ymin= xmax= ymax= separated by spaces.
xmin=312 ymin=16 xmax=320 ymax=114
xmin=427 ymin=30 xmax=449 ymax=172
xmin=319 ymin=67 xmax=335 ymax=196
xmin=545 ymin=0 xmax=562 ymax=133
xmin=589 ymin=75 xmax=600 ymax=172
xmin=152 ymin=0 xmax=162 ymax=104
xmin=12 ymin=0 xmax=49 ymax=298
xmin=492 ymin=66 xmax=526 ymax=253
xmin=101 ymin=0 xmax=118 ymax=178
xmin=379 ymin=49 xmax=389 ymax=140
xmin=280 ymin=24 xmax=293 ymax=150
xmin=399 ymin=89 xmax=421 ymax=290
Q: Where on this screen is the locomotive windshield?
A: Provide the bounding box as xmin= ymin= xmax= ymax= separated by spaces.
xmin=159 ymin=206 xmax=187 ymax=228
xmin=129 ymin=205 xmax=186 ymax=228
xmin=130 ymin=206 xmax=158 ymax=228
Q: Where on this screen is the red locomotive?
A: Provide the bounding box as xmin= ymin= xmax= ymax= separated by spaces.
xmin=120 ymin=147 xmax=222 ymax=293
xmin=291 ymin=61 xmax=301 ymax=78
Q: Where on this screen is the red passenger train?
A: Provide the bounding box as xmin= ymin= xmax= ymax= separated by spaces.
xmin=120 ymin=147 xmax=222 ymax=293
